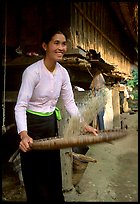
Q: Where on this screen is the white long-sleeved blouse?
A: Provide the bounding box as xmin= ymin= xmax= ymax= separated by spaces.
xmin=15 ymin=59 xmax=80 ymax=134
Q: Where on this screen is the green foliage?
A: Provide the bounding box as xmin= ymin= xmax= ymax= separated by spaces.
xmin=133 ymin=91 xmax=138 ymax=100
xmin=127 ymin=69 xmax=138 ymax=88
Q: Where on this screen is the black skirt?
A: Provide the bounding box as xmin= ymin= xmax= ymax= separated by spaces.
xmin=20 ymin=112 xmax=64 ymax=202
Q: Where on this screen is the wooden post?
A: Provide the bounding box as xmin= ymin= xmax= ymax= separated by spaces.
xmin=57 ymin=90 xmax=90 ymax=193
xmin=112 ymin=87 xmax=121 ymax=128
xmin=104 ymin=87 xmax=114 ymax=130
xmin=57 ymin=99 xmax=74 ymax=192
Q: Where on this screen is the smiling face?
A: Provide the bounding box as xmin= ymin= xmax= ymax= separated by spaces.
xmin=42 ymin=33 xmax=67 ymax=62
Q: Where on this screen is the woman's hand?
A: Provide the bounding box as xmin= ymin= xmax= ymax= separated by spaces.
xmin=84 ymin=124 xmax=98 ymax=136
xmin=19 ymin=131 xmax=33 ymax=152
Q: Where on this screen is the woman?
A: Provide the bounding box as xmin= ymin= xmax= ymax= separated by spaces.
xmin=90 ymin=71 xmax=106 ymax=130
xmin=14 ymin=27 xmax=98 ymax=202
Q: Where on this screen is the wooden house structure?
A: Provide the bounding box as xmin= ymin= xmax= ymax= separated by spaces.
xmin=2 ymin=0 xmax=138 ymax=194
xmin=2 ymin=0 xmax=138 ymax=124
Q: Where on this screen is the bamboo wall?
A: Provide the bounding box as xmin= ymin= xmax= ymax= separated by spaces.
xmin=3 ymin=1 xmax=134 ymax=79
xmin=70 ymin=2 xmax=132 ymax=77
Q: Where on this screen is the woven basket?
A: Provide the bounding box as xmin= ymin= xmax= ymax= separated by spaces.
xmin=72 ymin=157 xmax=88 ymax=186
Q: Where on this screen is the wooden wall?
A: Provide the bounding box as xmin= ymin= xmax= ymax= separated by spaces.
xmin=70 ymin=2 xmax=133 ymax=77
xmin=3 ymin=1 xmax=136 ymax=80
xmin=2 ymin=0 xmax=71 ymax=54
xmin=2 ymin=1 xmax=135 ymax=128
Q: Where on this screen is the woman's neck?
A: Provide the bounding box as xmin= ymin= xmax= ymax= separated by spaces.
xmin=44 ymin=58 xmax=56 ymax=72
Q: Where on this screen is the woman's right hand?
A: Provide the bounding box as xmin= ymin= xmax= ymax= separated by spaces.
xmin=19 ymin=131 xmax=33 ymax=152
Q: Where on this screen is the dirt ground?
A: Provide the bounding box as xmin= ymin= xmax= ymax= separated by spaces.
xmin=2 ymin=111 xmax=138 ymax=202
xmin=65 ymin=111 xmax=138 ymax=202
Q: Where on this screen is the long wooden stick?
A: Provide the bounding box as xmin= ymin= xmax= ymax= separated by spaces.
xmin=30 ymin=129 xmax=127 ymax=150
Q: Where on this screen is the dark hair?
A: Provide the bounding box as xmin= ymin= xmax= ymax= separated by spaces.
xmin=42 ymin=26 xmax=67 ymax=44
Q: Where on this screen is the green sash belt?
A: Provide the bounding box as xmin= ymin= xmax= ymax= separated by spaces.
xmin=54 ymin=107 xmax=62 ymax=120
xmin=26 ymin=107 xmax=62 ymax=120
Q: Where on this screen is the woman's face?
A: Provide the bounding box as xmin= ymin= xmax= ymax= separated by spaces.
xmin=43 ymin=33 xmax=67 ymax=62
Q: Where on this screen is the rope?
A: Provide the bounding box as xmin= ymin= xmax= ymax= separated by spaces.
xmin=2 ymin=2 xmax=7 ymax=134
xmin=86 ymin=66 xmax=94 ymax=78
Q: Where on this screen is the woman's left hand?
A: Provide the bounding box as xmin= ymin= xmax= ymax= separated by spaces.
xmin=84 ymin=125 xmax=98 ymax=136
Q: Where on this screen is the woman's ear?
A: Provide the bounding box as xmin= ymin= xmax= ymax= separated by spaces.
xmin=42 ymin=42 xmax=47 ymax=51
